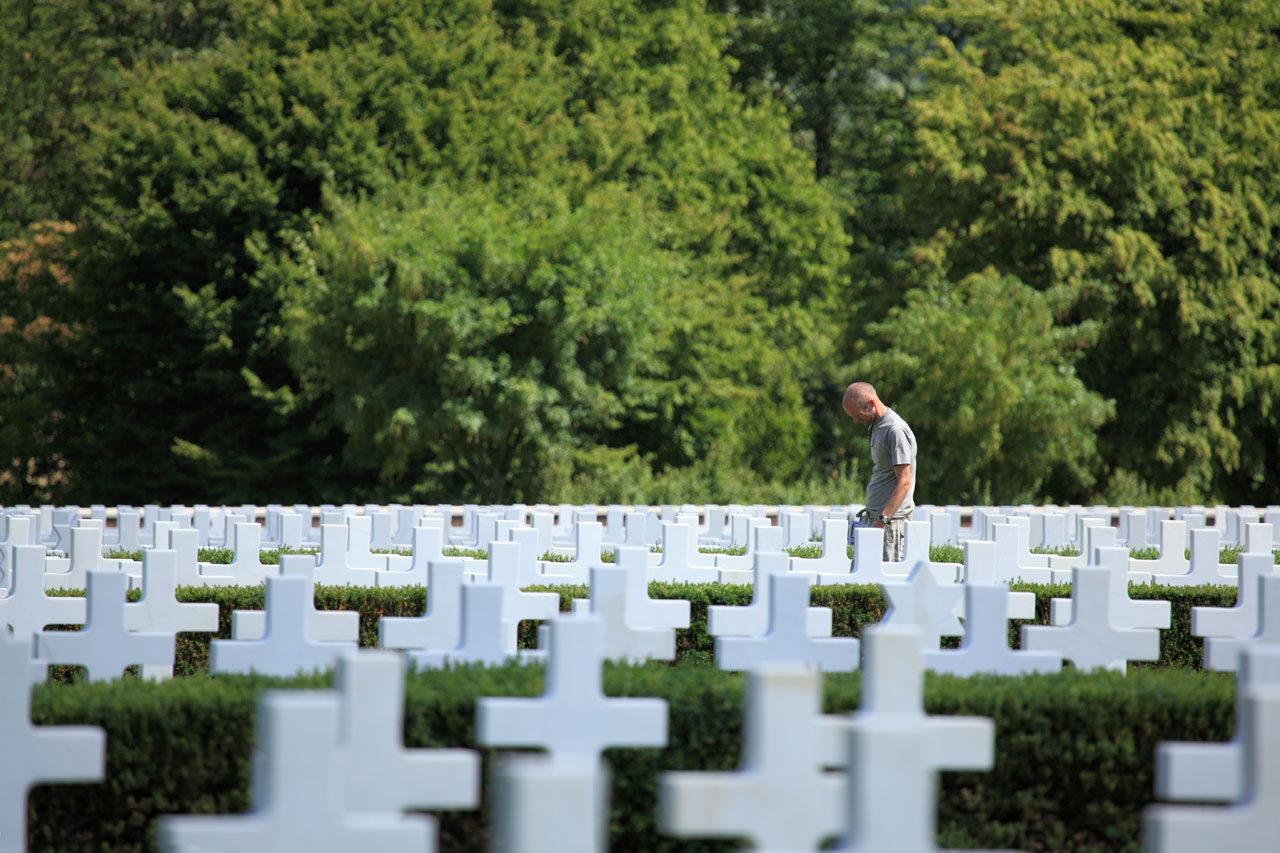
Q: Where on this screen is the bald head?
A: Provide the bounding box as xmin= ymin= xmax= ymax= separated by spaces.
xmin=843 ymin=382 xmax=884 ymax=424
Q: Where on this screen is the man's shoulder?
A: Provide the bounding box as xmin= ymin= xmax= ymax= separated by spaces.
xmin=877 ymin=407 xmax=914 ymax=433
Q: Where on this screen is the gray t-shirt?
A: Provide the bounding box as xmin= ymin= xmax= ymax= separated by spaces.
xmin=864 ymin=407 xmax=917 ymax=518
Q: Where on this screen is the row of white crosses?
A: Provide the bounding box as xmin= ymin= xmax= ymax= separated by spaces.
xmin=4 ymin=502 xmax=1280 ymax=851
xmin=4 ymin=507 xmax=1276 ymax=686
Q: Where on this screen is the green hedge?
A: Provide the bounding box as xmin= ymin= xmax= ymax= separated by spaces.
xmin=29 ymin=663 xmax=1236 ymax=852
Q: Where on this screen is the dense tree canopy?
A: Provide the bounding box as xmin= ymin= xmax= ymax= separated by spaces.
xmin=902 ymin=0 xmax=1280 ymax=503
xmin=2 ymin=0 xmax=1277 ymax=505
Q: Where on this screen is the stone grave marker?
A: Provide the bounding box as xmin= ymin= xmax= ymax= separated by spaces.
xmin=123 ymin=549 xmax=220 ymax=680
xmin=477 ymin=613 xmax=667 ymax=763
xmin=658 ymin=666 xmax=845 ymax=850
xmin=344 ymin=514 xmax=389 ymax=572
xmin=409 ymin=582 xmax=539 ymax=669
xmin=571 ymin=562 xmax=678 ymax=664
xmin=716 ymin=573 xmax=859 ymax=673
xmin=0 ymin=634 xmax=105 ymax=850
xmin=36 ymin=569 xmax=174 ymax=683
xmin=156 ymin=692 xmax=432 ymax=852
xmin=0 ymin=544 xmax=86 ymax=643
xmin=1192 ymin=553 xmax=1278 ymax=641
xmin=313 ymin=523 xmax=378 ymax=586
xmin=788 ymin=518 xmax=855 ymax=577
xmin=1145 ymin=646 xmax=1280 ymax=852
xmin=1050 ymin=546 xmax=1171 ymax=630
xmin=923 ymin=583 xmax=1062 ymax=677
xmin=210 ymin=573 xmax=356 ymax=677
xmin=708 ymin=527 xmax=831 ymax=639
xmin=1022 ymin=562 xmax=1161 ymax=673
xmin=961 ymin=540 xmax=1036 ymax=621
xmin=1203 ymin=572 xmax=1280 ymax=678
xmin=487 ymin=541 xmax=560 ymax=650
xmin=334 ymin=651 xmax=480 ymax=816
xmin=1131 ymin=520 xmax=1191 ymax=577
xmin=1244 ymin=521 xmax=1273 ymax=557
xmin=878 ymin=560 xmax=965 ymax=651
xmin=990 ymin=520 xmax=1053 ymax=584
xmin=376 ymin=523 xmax=440 ymax=588
xmin=835 ymin=624 xmax=996 ymax=853
xmin=222 ymin=522 xmax=276 ymax=586
xmin=492 ymin=755 xmax=610 ymax=853
xmin=232 ymin=555 xmax=358 ymax=643
xmin=649 ymin=519 xmax=719 ymax=584
xmin=379 ymin=560 xmax=466 ymax=652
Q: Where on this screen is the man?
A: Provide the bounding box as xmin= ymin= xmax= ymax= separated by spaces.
xmin=843 ymin=382 xmax=917 ymax=562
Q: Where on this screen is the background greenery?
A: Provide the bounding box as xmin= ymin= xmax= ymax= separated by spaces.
xmin=3 ymin=0 xmax=1277 ymax=507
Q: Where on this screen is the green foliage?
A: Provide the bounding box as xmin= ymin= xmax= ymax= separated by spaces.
xmin=851 ymin=270 xmax=1112 ymax=503
xmin=29 ymin=663 xmax=1236 ymax=852
xmin=268 ymin=183 xmax=687 ymax=502
xmin=0 ymin=0 xmax=848 ymax=505
xmin=906 ymin=0 xmax=1280 ymax=503
xmin=5 ymin=0 xmax=1280 ymax=505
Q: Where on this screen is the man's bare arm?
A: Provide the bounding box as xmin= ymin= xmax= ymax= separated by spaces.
xmin=876 ymin=463 xmax=912 ymax=523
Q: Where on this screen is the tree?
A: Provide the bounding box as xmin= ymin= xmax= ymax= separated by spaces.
xmin=4 ymin=0 xmax=847 ymax=502
xmin=263 ymin=184 xmax=687 ymax=502
xmin=852 ymin=269 xmax=1111 ymax=504
xmin=902 ymin=0 xmax=1280 ymax=502
xmin=0 ymin=222 xmax=78 ymax=502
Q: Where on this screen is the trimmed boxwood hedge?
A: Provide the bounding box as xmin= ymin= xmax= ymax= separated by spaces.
xmin=29 ymin=662 xmax=1236 ymax=852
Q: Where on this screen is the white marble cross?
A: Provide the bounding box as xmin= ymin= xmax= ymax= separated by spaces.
xmin=789 ymin=518 xmax=857 ymax=577
xmin=41 ymin=524 xmax=106 ymax=592
xmin=408 ymin=581 xmax=535 ymax=669
xmin=0 ymin=634 xmax=105 ymax=848
xmin=379 ymin=560 xmax=466 ymax=652
xmin=990 ymin=520 xmax=1053 ymax=584
xmin=334 ymin=651 xmax=480 ymax=815
xmin=491 ymin=754 xmax=610 ymax=853
xmin=376 ymin=524 xmax=442 ymax=589
xmin=210 ymin=573 xmax=356 ymax=677
xmin=314 ymin=523 xmax=378 ymax=586
xmin=658 ymin=666 xmax=845 ymax=850
xmin=123 ymin=549 xmax=220 ymax=680
xmin=1050 ymin=546 xmax=1171 ymax=630
xmin=707 ymin=528 xmax=831 ymax=640
xmin=0 ymin=544 xmax=86 ymax=642
xmin=156 ymin=692 xmax=432 ymax=852
xmin=222 ymin=522 xmax=276 ymax=586
xmin=486 ymin=541 xmax=561 ymax=651
xmin=715 ymin=573 xmax=859 ymax=673
xmin=1145 ymin=646 xmax=1280 ymax=852
xmin=539 ymin=519 xmax=607 ymax=585
xmin=1202 ymin=571 xmax=1280 ymax=678
xmin=231 ymin=555 xmax=359 ymax=643
xmin=36 ymin=569 xmax=174 ymax=683
xmin=614 ymin=546 xmax=689 ymax=629
xmin=344 ymin=514 xmax=389 ymax=571
xmin=834 ymin=624 xmax=995 ymax=852
xmin=476 ymin=614 xmax=667 ymax=762
xmin=1021 ymin=562 xmax=1161 ymax=673
xmin=1131 ymin=520 xmax=1191 ymax=577
xmin=827 ymin=525 xmax=901 ymax=586
xmin=923 ymin=583 xmax=1062 ymax=677
xmin=1192 ymin=553 xmax=1278 ymax=640
xmin=961 ymin=540 xmax=1036 ymax=620
xmin=649 ymin=520 xmax=719 ymax=584
xmin=572 ymin=563 xmax=679 ymax=664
